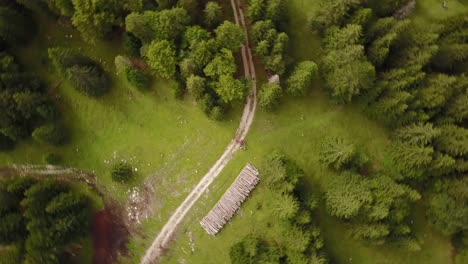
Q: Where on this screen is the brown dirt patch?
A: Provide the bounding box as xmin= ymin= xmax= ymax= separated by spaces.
xmin=92 ymin=206 xmax=130 ymax=264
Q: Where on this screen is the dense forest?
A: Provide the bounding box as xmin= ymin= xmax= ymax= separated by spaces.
xmin=0 ymin=177 xmax=93 ymax=263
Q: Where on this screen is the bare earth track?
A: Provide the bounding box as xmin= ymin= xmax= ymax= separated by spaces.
xmin=140 ymin=0 xmax=258 ymax=263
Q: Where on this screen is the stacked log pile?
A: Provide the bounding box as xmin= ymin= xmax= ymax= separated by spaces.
xmin=200 ymin=163 xmax=260 ymax=235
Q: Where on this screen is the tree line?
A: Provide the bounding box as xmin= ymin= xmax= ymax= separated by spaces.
xmin=311 ymin=0 xmax=467 ymax=259
xmin=0 ymin=177 xmax=93 ymax=264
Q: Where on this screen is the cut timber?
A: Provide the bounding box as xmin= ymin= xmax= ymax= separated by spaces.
xmin=200 ymin=163 xmax=259 ymax=235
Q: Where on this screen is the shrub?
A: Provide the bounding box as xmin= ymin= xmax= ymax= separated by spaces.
xmin=111 ymin=162 xmax=134 ymax=183
xmin=66 ymin=64 xmax=110 ymax=97
xmin=0 ymin=133 xmax=14 ymax=151
xmin=125 ymin=67 xmax=149 ymax=90
xmin=32 ymin=124 xmax=68 ymax=146
xmin=259 ymin=82 xmax=283 ymax=111
xmin=199 ymin=93 xmax=214 ymax=114
xmin=210 ymin=106 xmax=224 ymax=121
xmin=43 ymin=153 xmax=61 ymax=165
xmin=123 ymin=32 xmax=142 ymax=57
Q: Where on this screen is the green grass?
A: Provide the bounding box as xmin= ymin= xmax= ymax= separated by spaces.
xmin=160 ymin=0 xmax=467 ymax=263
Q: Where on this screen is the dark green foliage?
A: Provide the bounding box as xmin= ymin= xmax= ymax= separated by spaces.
xmin=215 ymin=75 xmax=246 ymax=104
xmin=125 ymin=8 xmax=190 ymax=44
xmin=32 ymin=124 xmax=68 ymax=146
xmin=49 ymin=47 xmax=110 ymax=97
xmin=48 ymin=47 xmax=90 ymax=75
xmin=261 ymin=151 xmax=302 ymax=194
xmin=123 ymin=32 xmax=143 ymax=57
xmin=47 ymin=0 xmax=74 ymax=17
xmin=0 ymin=133 xmax=14 ymax=151
xmin=188 ymin=39 xmax=217 ymax=72
xmin=0 ymin=6 xmax=36 ymax=47
xmin=0 ymin=178 xmax=91 ymax=263
xmin=435 ymin=125 xmax=468 ymax=158
xmin=347 ymin=8 xmax=373 ymax=29
xmin=322 ymin=24 xmax=375 ymax=103
xmin=431 ymin=13 xmax=468 ymax=73
xmin=325 ymin=172 xmax=420 ymax=242
xmin=43 ymin=153 xmax=62 ymax=165
xmin=203 ymin=2 xmax=222 ymax=29
xmin=230 ymin=236 xmax=281 ymax=264
xmin=71 ymin=0 xmax=141 ymax=42
xmin=259 ymin=82 xmax=283 ymax=111
xmin=246 ymin=0 xmax=285 ymax=25
xmin=203 ymin=49 xmax=236 ymax=79
xmin=66 ymin=64 xmax=110 ymax=97
xmin=247 ymin=0 xmax=266 ymax=22
xmin=111 ymin=162 xmax=134 ymax=182
xmin=311 ymin=0 xmax=363 ymax=32
xmin=366 ymin=18 xmax=411 ymax=67
xmin=0 ymin=52 xmax=64 ymax=149
xmin=182 ymin=26 xmax=211 ymax=50
xmin=145 ymin=39 xmax=177 ymax=79
xmin=214 ymin=21 xmax=244 ymax=51
xmin=199 ymin=93 xmax=214 ymax=114
xmin=371 ymin=0 xmax=407 ymax=16
xmin=186 ymin=74 xmax=206 ymax=100
xmin=125 ymin=67 xmax=149 ymax=90
xmin=209 ymin=106 xmax=224 ymax=121
xmin=286 ymin=61 xmax=317 ymax=96
xmin=394 ymin=123 xmax=441 ymax=146
xmin=427 ymin=177 xmax=468 ymax=235
xmin=251 ymin=20 xmax=289 ymax=74
xmin=387 ymin=141 xmax=434 ymax=179
xmin=177 ymin=0 xmax=199 ymax=19
xmin=22 ymin=180 xmax=90 ymax=263
xmin=319 ymin=137 xmax=360 ymax=171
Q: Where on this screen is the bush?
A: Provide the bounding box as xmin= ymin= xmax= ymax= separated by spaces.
xmin=66 ymin=64 xmax=110 ymax=97
xmin=259 ymin=82 xmax=283 ymax=111
xmin=43 ymin=153 xmax=61 ymax=165
xmin=0 ymin=133 xmax=15 ymax=151
xmin=125 ymin=67 xmax=149 ymax=90
xmin=123 ymin=32 xmax=142 ymax=57
xmin=210 ymin=106 xmax=224 ymax=120
xmin=199 ymin=93 xmax=214 ymax=114
xmin=111 ymin=162 xmax=134 ymax=183
xmin=48 ymin=47 xmax=91 ymax=75
xmin=32 ymin=124 xmax=68 ymax=146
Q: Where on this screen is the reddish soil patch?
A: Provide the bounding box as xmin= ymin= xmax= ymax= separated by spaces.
xmin=92 ymin=210 xmax=112 ymax=264
xmin=92 ymin=206 xmax=130 ymax=264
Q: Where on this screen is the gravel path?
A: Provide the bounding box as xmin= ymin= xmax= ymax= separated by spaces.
xmin=140 ymin=0 xmax=257 ymax=262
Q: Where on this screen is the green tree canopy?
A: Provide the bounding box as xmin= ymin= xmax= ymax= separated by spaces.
xmin=427 ymin=177 xmax=468 ymax=235
xmin=214 ymin=21 xmax=244 ymax=51
xmin=286 ymin=61 xmax=318 ymax=96
xmin=203 ymin=2 xmax=222 ymax=29
xmin=203 ymin=49 xmax=236 ymax=79
xmin=145 ymin=40 xmax=177 ymax=79
xmin=259 ymin=82 xmax=283 ymax=111
xmin=215 ymin=75 xmax=246 ymax=104
xmin=322 ymin=24 xmax=375 ymax=103
xmin=186 ymin=75 xmax=206 ymax=100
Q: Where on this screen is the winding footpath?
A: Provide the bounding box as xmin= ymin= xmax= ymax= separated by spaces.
xmin=140 ymin=0 xmax=257 ymax=263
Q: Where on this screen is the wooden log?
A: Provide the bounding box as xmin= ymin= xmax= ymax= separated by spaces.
xmin=200 ymin=163 xmax=260 ymax=235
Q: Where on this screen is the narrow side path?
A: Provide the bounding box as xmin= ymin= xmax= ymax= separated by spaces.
xmin=140 ymin=0 xmax=258 ymax=263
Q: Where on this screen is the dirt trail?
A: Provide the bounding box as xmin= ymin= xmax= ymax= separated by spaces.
xmin=140 ymin=0 xmax=257 ymax=263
